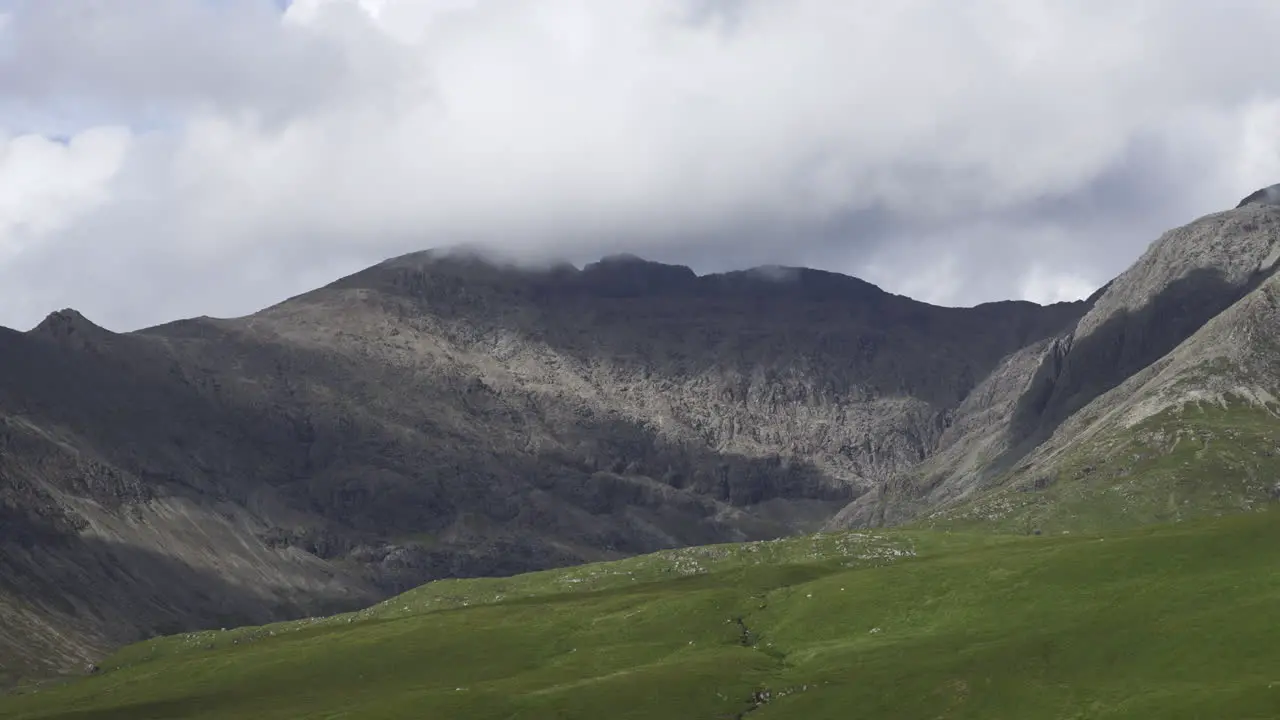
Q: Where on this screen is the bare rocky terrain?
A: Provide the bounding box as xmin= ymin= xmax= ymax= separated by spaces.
xmin=4 ymin=187 xmax=1280 ymax=683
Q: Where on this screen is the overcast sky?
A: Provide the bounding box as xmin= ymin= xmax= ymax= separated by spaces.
xmin=2 ymin=0 xmax=1279 ymax=331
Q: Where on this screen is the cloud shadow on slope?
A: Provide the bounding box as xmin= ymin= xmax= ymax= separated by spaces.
xmin=0 ymin=530 xmax=364 ymax=688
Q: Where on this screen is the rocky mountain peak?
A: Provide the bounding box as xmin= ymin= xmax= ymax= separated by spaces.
xmin=1235 ymin=183 xmax=1280 ymax=208
xmin=29 ymin=309 xmax=112 ymax=346
xmin=578 ymin=254 xmax=698 ymax=295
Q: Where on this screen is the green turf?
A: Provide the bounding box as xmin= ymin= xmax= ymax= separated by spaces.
xmin=4 ymin=512 xmax=1280 ymax=719
xmin=936 ymin=395 xmax=1280 ymax=534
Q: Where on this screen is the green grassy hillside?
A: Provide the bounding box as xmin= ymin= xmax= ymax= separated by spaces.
xmin=939 ymin=396 xmax=1280 ymax=534
xmin=5 ymin=511 xmax=1280 ymax=720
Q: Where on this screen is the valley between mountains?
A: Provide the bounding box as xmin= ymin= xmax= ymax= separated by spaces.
xmin=4 ymin=187 xmax=1280 ymax=700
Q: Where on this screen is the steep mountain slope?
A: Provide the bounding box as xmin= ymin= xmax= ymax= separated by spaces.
xmin=835 ymin=197 xmax=1280 ymax=531
xmin=0 ymin=254 xmax=1082 ymax=682
xmin=0 ymin=318 xmax=379 ymax=684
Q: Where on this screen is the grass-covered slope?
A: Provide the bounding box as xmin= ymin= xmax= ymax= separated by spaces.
xmin=4 ymin=513 xmax=1280 ymax=719
xmin=935 ymin=396 xmax=1280 ymax=534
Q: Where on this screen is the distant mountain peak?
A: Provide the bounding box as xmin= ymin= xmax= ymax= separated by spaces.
xmin=593 ymin=252 xmax=648 ymax=265
xmin=1235 ymin=183 xmax=1280 ymax=208
xmin=583 ymin=253 xmax=692 ymax=271
xmin=579 ymin=254 xmax=697 ymax=295
xmin=30 ymin=308 xmax=110 ymax=340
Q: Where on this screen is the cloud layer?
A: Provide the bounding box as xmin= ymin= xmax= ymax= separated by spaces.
xmin=2 ymin=0 xmax=1279 ymax=330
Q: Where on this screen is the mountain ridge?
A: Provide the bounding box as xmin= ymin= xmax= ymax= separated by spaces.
xmin=4 ymin=188 xmax=1280 ymax=684
xmin=833 ymin=200 xmax=1280 ymax=531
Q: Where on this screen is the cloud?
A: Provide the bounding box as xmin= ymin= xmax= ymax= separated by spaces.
xmin=1 ymin=0 xmax=1279 ymax=330
xmin=0 ymin=128 xmax=128 ymax=250
xmin=1018 ymin=264 xmax=1097 ymax=307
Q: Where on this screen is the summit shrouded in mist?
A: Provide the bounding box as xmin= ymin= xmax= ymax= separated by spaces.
xmin=1236 ymin=183 xmax=1280 ymax=208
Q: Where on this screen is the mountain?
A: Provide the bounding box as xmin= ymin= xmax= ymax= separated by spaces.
xmin=0 ymin=250 xmax=1082 ymax=682
xmin=832 ymin=194 xmax=1280 ymax=531
xmin=4 ymin=187 xmax=1280 ymax=684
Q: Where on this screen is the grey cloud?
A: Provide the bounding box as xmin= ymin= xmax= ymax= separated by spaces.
xmin=682 ymin=0 xmax=753 ymax=30
xmin=0 ymin=0 xmax=371 ymax=123
xmin=2 ymin=0 xmax=1280 ymax=330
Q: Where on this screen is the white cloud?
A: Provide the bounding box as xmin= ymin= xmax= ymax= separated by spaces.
xmin=1019 ymin=264 xmax=1097 ymax=306
xmin=862 ymin=253 xmax=964 ymax=308
xmin=0 ymin=127 xmax=130 ymax=258
xmin=1229 ymin=99 xmax=1280 ymax=195
xmin=1 ymin=0 xmax=1280 ymax=329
